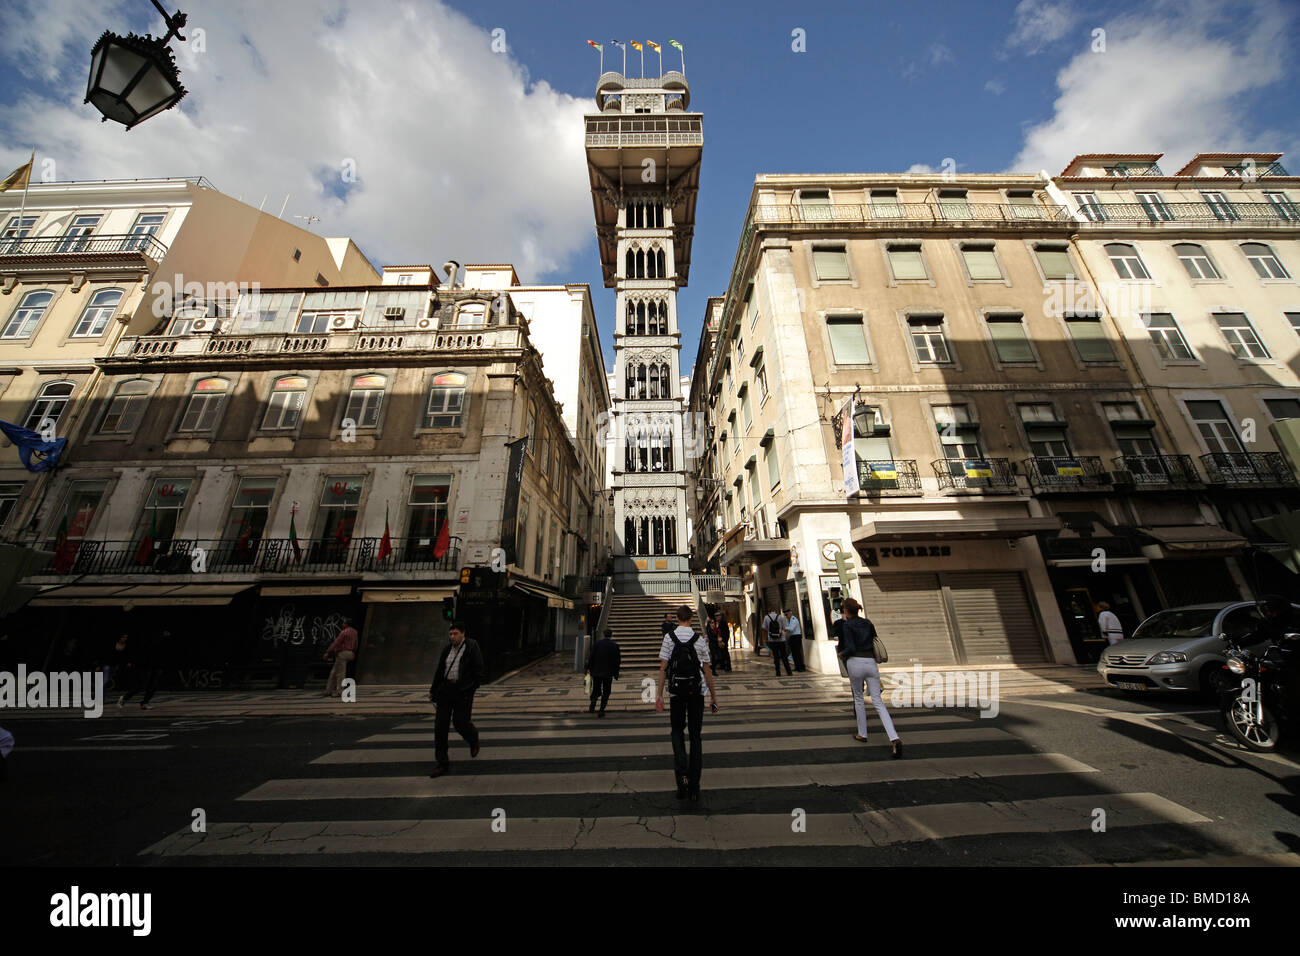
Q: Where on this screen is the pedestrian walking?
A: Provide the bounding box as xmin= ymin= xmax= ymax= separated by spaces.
xmin=655 ymin=605 xmax=718 ymax=801
xmin=832 ymin=598 xmax=902 ymax=758
xmin=710 ymin=612 xmax=732 ymax=672
xmin=118 ymin=628 xmax=166 ymax=710
xmin=661 ymin=612 xmax=676 ymax=638
xmin=427 ymin=621 xmax=484 ymax=778
xmin=586 ymin=628 xmax=621 ymax=716
xmin=763 ymin=608 xmax=791 ymax=675
xmin=322 ymin=617 xmax=359 ymax=697
xmin=784 ymin=609 xmax=806 ymax=672
xmin=1097 ymin=602 xmax=1124 ymax=645
xmin=106 ymin=633 xmax=130 ymax=692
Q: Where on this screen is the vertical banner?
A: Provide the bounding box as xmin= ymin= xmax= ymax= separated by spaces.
xmin=499 ymin=437 xmax=528 ymax=565
xmin=840 ymin=397 xmax=858 ymax=496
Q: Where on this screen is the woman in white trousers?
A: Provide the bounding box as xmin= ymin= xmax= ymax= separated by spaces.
xmin=833 ymin=597 xmax=902 ymax=758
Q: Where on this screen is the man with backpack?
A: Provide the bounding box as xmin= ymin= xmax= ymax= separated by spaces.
xmin=655 ymin=605 xmax=718 ymax=801
xmin=763 ymin=608 xmax=791 ymax=676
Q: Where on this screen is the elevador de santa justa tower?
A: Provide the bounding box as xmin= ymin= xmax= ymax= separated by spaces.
xmin=585 ymin=68 xmax=702 ymax=585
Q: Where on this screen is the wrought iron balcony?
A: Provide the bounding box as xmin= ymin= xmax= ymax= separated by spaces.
xmin=1199 ymin=452 xmax=1297 ymax=486
xmin=1021 ymin=456 xmax=1108 ymax=491
xmin=0 ymin=233 xmax=169 ymax=260
xmin=855 ymin=458 xmax=921 ymax=492
xmin=38 ymin=535 xmax=462 ymax=576
xmin=1103 ymin=163 xmax=1164 ymax=177
xmin=757 ymin=202 xmax=1072 ymax=228
xmin=1075 ymin=201 xmax=1297 ymax=226
xmin=931 ymin=457 xmax=1017 ymax=491
xmin=1113 ymin=454 xmax=1200 ymax=487
xmin=1226 ymin=162 xmax=1288 ymax=178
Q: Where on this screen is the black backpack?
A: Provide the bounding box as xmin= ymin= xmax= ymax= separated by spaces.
xmin=666 ymin=632 xmax=703 ymax=696
xmin=767 ymin=614 xmax=783 ymax=639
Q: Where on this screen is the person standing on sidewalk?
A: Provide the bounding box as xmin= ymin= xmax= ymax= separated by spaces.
xmin=428 ymin=622 xmax=484 ymax=778
xmin=763 ymin=608 xmax=791 ymax=676
xmin=655 ymin=605 xmax=718 ymax=801
xmin=586 ymin=628 xmax=621 ymax=716
xmin=784 ymin=609 xmax=806 ymax=672
xmin=322 ymin=617 xmax=359 ymax=697
xmin=118 ymin=628 xmax=166 ymax=711
xmin=833 ymin=598 xmax=901 ymax=758
xmin=1097 ymin=602 xmax=1124 ymax=645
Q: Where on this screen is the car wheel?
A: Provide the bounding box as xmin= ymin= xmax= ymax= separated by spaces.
xmin=1200 ymin=663 xmax=1230 ymax=699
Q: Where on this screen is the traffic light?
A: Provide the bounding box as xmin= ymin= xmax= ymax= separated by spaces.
xmin=460 ymin=568 xmax=472 ymax=584
xmin=441 ymin=597 xmax=456 ymax=621
xmin=834 ymin=550 xmax=856 ymax=594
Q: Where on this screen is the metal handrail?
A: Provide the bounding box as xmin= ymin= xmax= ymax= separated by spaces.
xmin=1113 ymin=454 xmax=1200 ymax=485
xmin=1022 ymin=456 xmax=1108 ymax=488
xmin=1076 ymin=201 xmax=1297 ymax=225
xmin=931 ymin=457 xmax=1017 ymax=490
xmin=0 ymin=233 xmax=169 ymax=258
xmin=855 ymin=458 xmax=922 ymax=491
xmin=1199 ymin=452 xmax=1296 ymax=485
xmin=754 ymin=202 xmax=1073 ymax=226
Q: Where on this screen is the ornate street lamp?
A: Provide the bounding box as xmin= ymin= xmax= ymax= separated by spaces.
xmin=85 ymin=1 xmax=189 ymax=130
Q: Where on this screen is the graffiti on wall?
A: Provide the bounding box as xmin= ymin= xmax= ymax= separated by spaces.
xmin=260 ymin=604 xmax=351 ymax=649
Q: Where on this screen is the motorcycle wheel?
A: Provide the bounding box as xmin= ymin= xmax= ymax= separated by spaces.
xmin=1223 ymin=696 xmax=1282 ymax=752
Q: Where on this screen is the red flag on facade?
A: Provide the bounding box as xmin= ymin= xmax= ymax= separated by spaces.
xmin=334 ymin=514 xmax=350 ymax=546
xmin=432 ymin=517 xmax=450 ymax=559
xmin=135 ymin=507 xmax=158 ymax=566
xmin=235 ymin=516 xmax=253 ymax=558
xmin=377 ymin=504 xmax=393 ymax=562
xmin=52 ymin=513 xmax=74 ymax=573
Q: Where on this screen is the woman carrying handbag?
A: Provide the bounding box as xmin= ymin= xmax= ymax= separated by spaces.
xmin=832 ymin=597 xmax=902 ymax=758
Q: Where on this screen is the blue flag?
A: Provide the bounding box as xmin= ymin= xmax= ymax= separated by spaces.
xmin=0 ymin=420 xmax=67 ymax=472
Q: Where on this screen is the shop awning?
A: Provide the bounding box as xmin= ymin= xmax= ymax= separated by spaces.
xmin=852 ymin=516 xmax=1061 ymax=543
xmin=28 ymin=583 xmax=253 ymax=607
xmin=1138 ymin=525 xmax=1248 ymax=556
xmin=361 ymin=587 xmax=457 ymax=604
xmin=722 ymin=537 xmax=792 ymax=566
xmin=262 ymin=585 xmax=354 ymax=597
xmin=512 ymin=582 xmax=574 ymax=609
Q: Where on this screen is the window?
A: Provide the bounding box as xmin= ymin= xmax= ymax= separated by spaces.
xmin=1018 ymin=404 xmax=1072 ymax=457
xmin=2 ymin=290 xmax=54 ymax=338
xmin=1007 ymin=191 xmax=1042 ymax=219
xmin=1288 ymin=313 xmax=1300 ymax=336
xmin=1265 ymin=192 xmax=1299 ymax=221
xmin=987 ymin=314 xmax=1034 ymax=363
xmin=535 ymin=511 xmax=546 ymax=574
xmin=70 ymin=288 xmax=123 ymax=337
xmin=1265 ymin=398 xmax=1300 ymax=421
xmin=341 ymin=374 xmax=385 ymax=429
xmin=1201 ymin=191 xmax=1238 ymax=221
xmin=132 ymin=478 xmax=193 ymax=555
xmin=811 ymin=243 xmax=849 ymax=280
xmin=870 ymin=189 xmax=901 ymax=218
xmin=1065 ymin=314 xmax=1116 ymax=362
xmin=311 ymin=476 xmax=364 ymax=553
xmin=826 ymin=314 xmax=871 ymax=364
xmin=23 ymin=382 xmax=74 ymax=431
xmin=933 ymin=405 xmax=983 ymax=473
xmin=526 ymin=402 xmax=537 ymax=453
xmin=1105 ymin=403 xmax=1158 ymax=457
xmin=851 ymin=406 xmax=893 ymax=467
xmin=886 ymin=242 xmax=926 ymax=280
xmin=765 ymin=440 xmax=781 ymax=491
xmin=1174 ymin=243 xmax=1220 ymax=280
xmin=937 ymin=189 xmax=971 ymax=219
xmin=798 ymin=189 xmax=830 ymax=221
xmin=221 ymin=477 xmax=277 ymax=560
xmin=424 ymin=371 xmax=467 ymax=427
xmin=961 ymin=243 xmax=1001 ymax=280
xmin=1144 ymin=313 xmax=1194 ymax=361
xmin=1074 ymin=193 xmax=1105 ymax=222
xmin=1136 ymin=192 xmax=1174 ymax=222
xmin=98 ymin=379 xmax=151 ymax=433
xmin=262 ymin=375 xmax=308 ymax=430
xmin=1215 ymin=313 xmax=1270 ymax=359
xmin=2 ymin=215 xmax=37 ymax=251
xmin=406 ymin=475 xmax=451 ymax=558
xmin=296 ymin=311 xmax=350 ymax=333
xmin=178 ymin=377 xmax=229 ymax=432
xmin=56 ymin=215 xmax=100 ymax=253
xmin=1034 ymin=243 xmax=1076 ymax=280
xmin=126 ymin=213 xmax=165 ymax=250
xmin=517 ymin=496 xmax=530 ymax=569
xmin=397 ymin=274 xmax=412 ymax=285
xmin=0 ymin=481 xmax=22 ymax=532
xmin=740 ymin=385 xmax=753 ymax=433
xmin=1186 ymin=400 xmax=1243 ymax=453
xmin=53 ymin=480 xmax=107 ymax=547
xmin=1105 ymin=243 xmax=1150 ymax=280
xmin=1242 ymin=242 xmax=1290 ymax=280
xmin=908 ymin=316 xmax=951 ymax=363
xmin=755 ymin=360 xmax=769 ymax=401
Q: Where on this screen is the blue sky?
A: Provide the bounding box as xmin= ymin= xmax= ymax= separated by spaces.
xmin=2 ymin=0 xmax=1297 ymax=377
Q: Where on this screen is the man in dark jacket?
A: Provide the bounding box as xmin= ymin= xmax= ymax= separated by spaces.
xmin=586 ymin=628 xmax=622 ymax=716
xmin=427 ymin=621 xmax=485 ymax=778
xmin=661 ymin=612 xmax=676 ymax=638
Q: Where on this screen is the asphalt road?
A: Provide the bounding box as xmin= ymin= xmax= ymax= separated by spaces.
xmin=2 ymin=686 xmax=1297 ymax=867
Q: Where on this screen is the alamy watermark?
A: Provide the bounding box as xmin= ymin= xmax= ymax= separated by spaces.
xmin=887 ymin=664 xmax=999 ymax=718
xmin=0 ymin=667 xmax=105 ymax=718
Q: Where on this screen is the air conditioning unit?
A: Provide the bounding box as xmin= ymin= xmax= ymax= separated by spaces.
xmin=383 ymin=306 xmax=406 ymax=320
xmin=417 ymin=317 xmax=433 ymax=330
xmin=189 ymin=318 xmax=218 ymax=333
xmin=330 ymin=314 xmax=358 ymax=331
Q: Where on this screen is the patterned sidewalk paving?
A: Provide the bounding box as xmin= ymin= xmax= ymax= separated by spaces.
xmin=1 ymin=647 xmax=1107 ymax=720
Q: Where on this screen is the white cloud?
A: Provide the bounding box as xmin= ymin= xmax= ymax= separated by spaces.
xmin=1006 ymin=0 xmax=1077 ymax=55
xmin=905 ymin=163 xmax=936 ymax=174
xmin=985 ymin=78 xmax=1007 ymax=95
xmin=1009 ymin=0 xmax=1294 ymax=175
xmin=927 ymin=43 xmax=955 ymax=67
xmin=0 ymin=0 xmax=595 ymax=279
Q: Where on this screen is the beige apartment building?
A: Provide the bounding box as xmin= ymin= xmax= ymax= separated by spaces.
xmin=690 ymin=162 xmax=1300 ymax=676
xmin=7 ymin=262 xmax=610 ymax=686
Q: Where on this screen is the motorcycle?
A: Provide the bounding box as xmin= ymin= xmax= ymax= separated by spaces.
xmin=1218 ymin=629 xmax=1300 ymax=752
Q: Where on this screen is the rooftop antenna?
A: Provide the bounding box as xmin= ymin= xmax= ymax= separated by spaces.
xmin=293 ymin=214 xmax=321 ymax=229
xmin=278 ymin=194 xmax=290 ymax=219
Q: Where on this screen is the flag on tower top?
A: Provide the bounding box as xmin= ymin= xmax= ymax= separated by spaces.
xmin=630 ymin=41 xmax=642 ymax=50
xmin=610 ymin=39 xmax=625 ymax=48
xmin=0 ymin=152 xmax=33 ymax=192
xmin=668 ymin=38 xmax=683 ymax=51
xmin=647 ymin=41 xmax=661 ymax=52
xmin=586 ymin=40 xmax=602 ymax=51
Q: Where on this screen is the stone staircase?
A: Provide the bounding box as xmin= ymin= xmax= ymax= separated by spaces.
xmin=603 ymin=592 xmax=697 ymax=669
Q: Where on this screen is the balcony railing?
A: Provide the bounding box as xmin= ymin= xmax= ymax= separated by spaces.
xmin=855 ymin=459 xmax=922 ymax=492
xmin=693 ymin=574 xmax=743 ymax=595
xmin=755 ymin=202 xmax=1072 ymax=228
xmin=1076 ymin=201 xmax=1298 ymax=226
xmin=1200 ymin=452 xmax=1297 ymax=486
xmin=0 ymin=233 xmax=169 ymax=259
xmin=931 ymin=457 xmax=1017 ymax=491
xmin=1022 ymin=456 xmax=1109 ymax=491
xmin=110 ymin=326 xmax=523 ymax=362
xmin=1113 ymin=454 xmax=1200 ymax=486
xmin=37 ymin=535 xmax=462 ymax=576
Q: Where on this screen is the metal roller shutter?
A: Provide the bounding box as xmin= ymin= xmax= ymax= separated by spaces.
xmin=944 ymin=571 xmax=1046 ymax=665
xmin=858 ymin=572 xmax=957 ymax=665
xmin=1152 ymin=559 xmax=1240 ymax=610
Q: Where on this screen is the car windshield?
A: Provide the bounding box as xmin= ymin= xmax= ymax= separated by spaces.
xmin=1132 ymin=608 xmax=1219 ymax=642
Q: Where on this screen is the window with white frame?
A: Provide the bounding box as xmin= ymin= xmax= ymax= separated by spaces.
xmin=1143 ymin=313 xmax=1195 ymax=361
xmin=1104 ymin=402 xmax=1159 ymax=457
xmin=178 ymin=377 xmax=229 ymax=432
xmin=71 ymin=288 xmax=124 ymax=337
xmin=132 ymin=477 xmax=193 ymax=552
xmin=1065 ymin=314 xmax=1116 ymax=362
xmin=425 ymin=372 xmax=467 ymax=428
xmin=870 ymin=189 xmax=901 ymax=218
xmin=886 ymin=242 xmax=926 ymax=280
xmin=1174 ymin=243 xmax=1220 ymax=280
xmin=1215 ymin=313 xmax=1270 ymax=359
xmin=961 ymin=242 xmax=1002 ymax=280
xmin=56 ymin=215 xmax=100 ymax=253
xmin=1105 ymin=243 xmax=1151 ymax=280
xmin=1288 ymin=313 xmax=1300 ymax=337
xmin=1201 ymin=191 xmax=1238 ymax=221
xmin=0 ymin=481 xmax=23 ymax=533
xmin=1018 ymin=403 xmax=1072 ymax=457
xmin=1264 ymin=398 xmax=1300 ymax=421
xmin=1033 ymin=243 xmax=1076 ymax=280
xmin=1242 ymin=242 xmax=1290 ymax=279
xmin=765 ymin=439 xmax=780 ymax=491
xmin=811 ymin=243 xmax=849 ymax=280
xmin=2 ymin=215 xmax=37 ymax=251
xmin=406 ymin=474 xmax=451 ymax=552
xmin=937 ymin=189 xmax=971 ymax=219
xmin=23 ymin=382 xmax=74 ymax=431
xmin=798 ymin=189 xmax=831 ymax=221
xmin=125 ymin=213 xmax=165 ymax=251
xmin=987 ymin=314 xmax=1034 ymax=363
xmin=1186 ymin=400 xmax=1243 ymax=454
xmin=1265 ymin=192 xmax=1299 ymax=221
xmin=221 ymin=477 xmax=278 ymax=554
xmin=1136 ymin=192 xmax=1174 ymax=222
xmin=262 ymin=375 xmax=308 ymax=430
xmin=2 ymin=290 xmax=54 ymax=339
xmin=1074 ymin=193 xmax=1105 ymax=222
xmin=311 ymin=476 xmax=364 ymax=548
xmin=342 ymin=373 xmax=385 ymax=429
xmin=826 ymin=314 xmax=871 ymax=364
xmin=755 ymin=359 xmax=769 ymax=401
xmin=933 ymin=404 xmax=983 ymax=472
xmin=98 ymin=379 xmax=151 ymax=433
xmin=907 ymin=315 xmax=951 ymax=363
xmin=1007 ymin=191 xmax=1042 ymax=219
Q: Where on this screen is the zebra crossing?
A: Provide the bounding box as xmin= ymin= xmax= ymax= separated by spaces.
xmin=140 ymin=705 xmax=1216 ymax=863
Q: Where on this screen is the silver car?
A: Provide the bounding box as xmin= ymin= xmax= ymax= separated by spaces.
xmin=1096 ymin=601 xmax=1283 ymax=695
